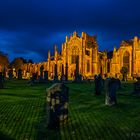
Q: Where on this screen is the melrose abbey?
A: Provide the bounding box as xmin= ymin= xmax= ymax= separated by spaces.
xmin=22 ymin=32 xmax=140 ymax=80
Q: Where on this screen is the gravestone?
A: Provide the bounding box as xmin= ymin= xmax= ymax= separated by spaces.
xmin=133 ymin=77 xmax=140 ymax=95
xmin=60 ymin=64 xmax=65 ymax=82
xmin=34 ymin=72 xmax=38 ymax=81
xmin=54 ymin=64 xmax=58 ymax=82
xmin=8 ymin=69 xmax=13 ymax=80
xmin=65 ymin=63 xmax=68 ymax=81
xmin=94 ymin=74 xmax=103 ymax=95
xmin=46 ymin=83 xmax=69 ymax=130
xmin=0 ymin=72 xmax=4 ymax=89
xmin=28 ymin=72 xmax=38 ymax=86
xmin=44 ymin=71 xmax=48 ymax=81
xmin=2 ymin=67 xmax=6 ymax=81
xmin=74 ymin=56 xmax=82 ymax=82
xmin=105 ymin=78 xmax=117 ymax=106
xmin=18 ymin=68 xmax=22 ymax=79
xmin=40 ymin=65 xmax=44 ymax=80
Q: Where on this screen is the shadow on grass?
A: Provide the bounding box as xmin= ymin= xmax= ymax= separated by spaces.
xmin=36 ymin=103 xmax=62 ymax=140
xmin=0 ymin=132 xmax=14 ymax=140
xmin=46 ymin=129 xmax=61 ymax=140
xmin=0 ymin=92 xmax=38 ymax=97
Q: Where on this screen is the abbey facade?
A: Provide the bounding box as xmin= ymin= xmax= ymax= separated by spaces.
xmin=22 ymin=32 xmax=140 ymax=80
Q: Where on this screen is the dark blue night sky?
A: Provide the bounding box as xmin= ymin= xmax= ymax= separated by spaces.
xmin=0 ymin=0 xmax=140 ymax=62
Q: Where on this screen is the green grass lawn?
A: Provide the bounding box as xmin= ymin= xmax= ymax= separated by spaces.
xmin=0 ymin=80 xmax=140 ymax=140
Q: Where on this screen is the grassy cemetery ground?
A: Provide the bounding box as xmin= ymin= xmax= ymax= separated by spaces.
xmin=0 ymin=80 xmax=140 ymax=140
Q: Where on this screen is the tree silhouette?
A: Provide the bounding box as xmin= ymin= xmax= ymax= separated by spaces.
xmin=0 ymin=51 xmax=9 ymax=71
xmin=11 ymin=57 xmax=26 ymax=71
xmin=28 ymin=59 xmax=33 ymax=64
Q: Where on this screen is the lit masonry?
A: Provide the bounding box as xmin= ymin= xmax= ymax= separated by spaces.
xmin=22 ymin=32 xmax=140 ymax=80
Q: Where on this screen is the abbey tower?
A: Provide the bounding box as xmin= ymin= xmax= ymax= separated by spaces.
xmin=22 ymin=32 xmax=140 ymax=80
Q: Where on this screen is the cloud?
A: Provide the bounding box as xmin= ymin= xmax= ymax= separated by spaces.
xmin=0 ymin=0 xmax=140 ymax=62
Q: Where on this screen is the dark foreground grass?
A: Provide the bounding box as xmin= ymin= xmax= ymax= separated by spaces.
xmin=0 ymin=80 xmax=140 ymax=140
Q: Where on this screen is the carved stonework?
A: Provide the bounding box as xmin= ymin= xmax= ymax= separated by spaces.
xmin=21 ymin=33 xmax=140 ymax=80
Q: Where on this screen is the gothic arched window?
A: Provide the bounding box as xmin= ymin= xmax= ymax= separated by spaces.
xmin=123 ymin=51 xmax=129 ymax=71
xmin=107 ymin=62 xmax=110 ymax=73
xmin=71 ymin=47 xmax=79 ymax=64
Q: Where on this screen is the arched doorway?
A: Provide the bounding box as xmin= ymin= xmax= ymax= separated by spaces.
xmin=123 ymin=51 xmax=130 ymax=74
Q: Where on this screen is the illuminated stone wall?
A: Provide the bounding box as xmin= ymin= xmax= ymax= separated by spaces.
xmin=61 ymin=31 xmax=98 ymax=79
xmin=21 ymin=33 xmax=140 ymax=80
xmin=109 ymin=36 xmax=140 ymax=78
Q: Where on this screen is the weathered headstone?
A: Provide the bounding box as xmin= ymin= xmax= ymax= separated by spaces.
xmin=28 ymin=72 xmax=37 ymax=86
xmin=2 ymin=67 xmax=6 ymax=81
xmin=40 ymin=65 xmax=44 ymax=80
xmin=105 ymin=78 xmax=118 ymax=106
xmin=46 ymin=83 xmax=69 ymax=130
xmin=74 ymin=56 xmax=82 ymax=82
xmin=94 ymin=74 xmax=103 ymax=95
xmin=18 ymin=68 xmax=22 ymax=79
xmin=65 ymin=63 xmax=68 ymax=81
xmin=133 ymin=77 xmax=140 ymax=95
xmin=54 ymin=64 xmax=58 ymax=82
xmin=44 ymin=71 xmax=48 ymax=81
xmin=8 ymin=69 xmax=13 ymax=80
xmin=60 ymin=64 xmax=65 ymax=82
xmin=0 ymin=72 xmax=4 ymax=89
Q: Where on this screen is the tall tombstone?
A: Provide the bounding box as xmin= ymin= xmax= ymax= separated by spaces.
xmin=44 ymin=71 xmax=48 ymax=81
xmin=18 ymin=68 xmax=22 ymax=79
xmin=0 ymin=72 xmax=4 ymax=89
xmin=94 ymin=74 xmax=103 ymax=95
xmin=65 ymin=63 xmax=68 ymax=81
xmin=28 ymin=72 xmax=37 ymax=86
xmin=46 ymin=83 xmax=69 ymax=130
xmin=2 ymin=67 xmax=6 ymax=81
xmin=74 ymin=56 xmax=82 ymax=82
xmin=105 ymin=78 xmax=117 ymax=106
xmin=40 ymin=65 xmax=44 ymax=80
xmin=60 ymin=64 xmax=65 ymax=82
xmin=54 ymin=64 xmax=58 ymax=82
xmin=8 ymin=69 xmax=13 ymax=80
